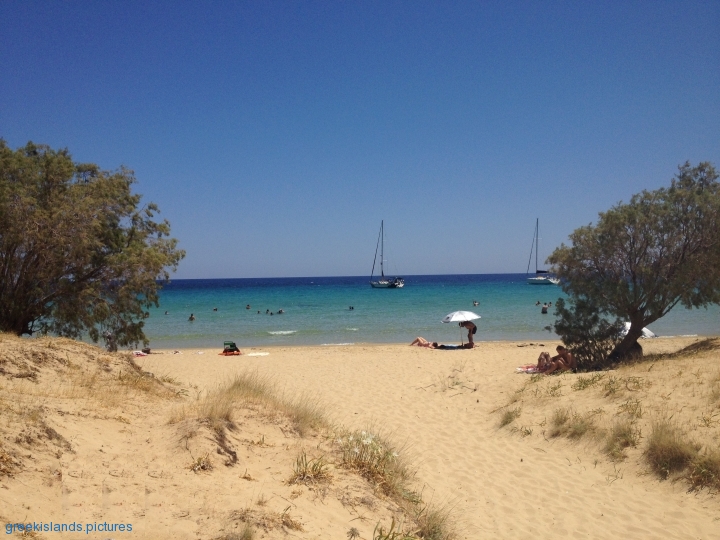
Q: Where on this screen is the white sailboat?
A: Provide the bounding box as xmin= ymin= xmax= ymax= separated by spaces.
xmin=370 ymin=221 xmax=404 ymax=289
xmin=526 ymin=218 xmax=560 ymax=285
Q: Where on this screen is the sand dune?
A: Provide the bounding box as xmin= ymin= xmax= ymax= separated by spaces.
xmin=1 ymin=335 xmax=719 ymax=539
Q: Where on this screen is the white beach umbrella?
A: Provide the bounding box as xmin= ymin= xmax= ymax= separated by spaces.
xmin=622 ymin=322 xmax=657 ymax=339
xmin=441 ymin=311 xmax=481 ymax=323
xmin=442 ymin=311 xmax=481 ymax=345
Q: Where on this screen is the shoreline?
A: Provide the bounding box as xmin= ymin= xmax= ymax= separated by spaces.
xmin=134 ymin=333 xmax=713 ymax=354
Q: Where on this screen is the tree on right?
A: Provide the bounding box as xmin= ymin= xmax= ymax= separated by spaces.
xmin=549 ymin=162 xmax=720 ymax=368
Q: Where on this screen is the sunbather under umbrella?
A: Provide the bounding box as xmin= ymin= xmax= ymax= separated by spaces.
xmin=442 ymin=311 xmax=481 ymax=346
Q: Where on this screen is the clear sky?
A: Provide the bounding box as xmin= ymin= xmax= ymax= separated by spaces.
xmin=2 ymin=1 xmax=718 ymax=279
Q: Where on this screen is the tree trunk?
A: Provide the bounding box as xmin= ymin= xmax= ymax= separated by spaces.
xmin=609 ymin=316 xmax=645 ymax=361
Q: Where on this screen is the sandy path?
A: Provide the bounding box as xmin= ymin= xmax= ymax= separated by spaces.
xmin=139 ymin=339 xmax=720 ymax=539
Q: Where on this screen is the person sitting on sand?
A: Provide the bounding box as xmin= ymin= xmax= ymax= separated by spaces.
xmin=544 ymin=345 xmax=577 ymax=374
xmin=535 ymin=351 xmax=553 ymax=372
xmin=410 ymin=337 xmax=439 ymax=348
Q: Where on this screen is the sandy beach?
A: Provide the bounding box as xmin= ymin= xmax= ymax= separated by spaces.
xmin=1 ymin=335 xmax=719 ymax=539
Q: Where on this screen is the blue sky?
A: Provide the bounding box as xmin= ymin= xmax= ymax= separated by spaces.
xmin=2 ymin=1 xmax=718 ymax=278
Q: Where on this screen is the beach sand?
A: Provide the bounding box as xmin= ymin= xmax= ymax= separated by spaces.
xmin=1 ymin=335 xmax=719 ymax=539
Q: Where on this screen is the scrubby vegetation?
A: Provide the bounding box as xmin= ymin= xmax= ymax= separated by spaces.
xmin=0 ymin=334 xmax=457 ymax=539
xmin=496 ymin=338 xmax=720 ymax=494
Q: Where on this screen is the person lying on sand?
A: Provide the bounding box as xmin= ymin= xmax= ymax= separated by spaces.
xmin=543 ymin=345 xmax=576 ymax=374
xmin=410 ymin=337 xmax=439 ymax=348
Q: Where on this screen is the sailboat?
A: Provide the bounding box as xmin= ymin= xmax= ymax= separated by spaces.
xmin=526 ymin=218 xmax=560 ymax=285
xmin=370 ymin=221 xmax=404 ymax=288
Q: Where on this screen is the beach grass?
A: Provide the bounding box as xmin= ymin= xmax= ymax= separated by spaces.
xmin=167 ymin=371 xmax=455 ymax=538
xmin=499 ymin=337 xmax=720 ymax=496
xmin=169 ymin=371 xmax=327 ymax=436
xmin=687 ymin=450 xmax=720 ymax=491
xmin=289 ymin=450 xmax=331 ymax=485
xmin=644 ymin=420 xmax=699 ymax=479
xmin=604 ymin=420 xmax=640 ymax=461
xmin=499 ymin=407 xmax=521 ymax=427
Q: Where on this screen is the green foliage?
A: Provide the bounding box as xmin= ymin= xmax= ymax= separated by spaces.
xmin=549 ymin=162 xmax=720 ymax=361
xmin=553 ymin=297 xmax=623 ymax=370
xmin=0 ymin=140 xmax=184 ymax=347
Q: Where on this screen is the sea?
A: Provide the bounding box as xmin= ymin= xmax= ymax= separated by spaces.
xmin=142 ymin=274 xmax=720 ymax=349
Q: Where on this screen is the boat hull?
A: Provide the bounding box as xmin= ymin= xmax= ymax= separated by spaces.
xmin=370 ymin=278 xmax=404 ymax=288
xmin=527 ymin=276 xmax=560 ymax=285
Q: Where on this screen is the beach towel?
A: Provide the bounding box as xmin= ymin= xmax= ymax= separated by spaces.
xmin=516 ymin=364 xmax=541 ymax=373
xmin=246 ymin=352 xmax=269 ymax=357
xmin=132 ymin=351 xmax=147 ymax=357
xmin=219 ymin=351 xmax=242 ymax=356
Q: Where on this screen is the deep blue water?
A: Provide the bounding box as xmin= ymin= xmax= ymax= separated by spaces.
xmin=141 ymin=274 xmax=720 ymax=348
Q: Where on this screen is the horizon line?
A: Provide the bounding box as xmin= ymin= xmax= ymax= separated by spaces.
xmin=166 ymin=272 xmax=544 ymax=281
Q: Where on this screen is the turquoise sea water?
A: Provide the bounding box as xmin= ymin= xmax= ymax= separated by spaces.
xmin=142 ymin=275 xmax=720 ymax=349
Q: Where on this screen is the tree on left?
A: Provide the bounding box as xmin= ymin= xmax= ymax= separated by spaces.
xmin=0 ymin=140 xmax=185 ymax=349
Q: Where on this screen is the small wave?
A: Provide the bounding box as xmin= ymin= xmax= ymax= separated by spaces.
xmin=268 ymin=330 xmax=297 ymax=335
xmin=321 ymin=342 xmax=354 ymax=346
xmin=345 ymin=328 xmax=358 ymax=331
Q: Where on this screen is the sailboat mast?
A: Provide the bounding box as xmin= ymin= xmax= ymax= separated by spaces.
xmin=535 ymin=218 xmax=539 ymax=273
xmin=380 ymin=220 xmax=385 ymax=277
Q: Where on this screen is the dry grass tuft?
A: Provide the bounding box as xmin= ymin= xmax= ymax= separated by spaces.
xmin=279 ymin=394 xmax=327 ymax=437
xmin=687 ymin=450 xmax=720 ymax=491
xmin=603 ymin=376 xmax=623 ymax=396
xmin=499 ymin=407 xmax=521 ymax=428
xmin=288 ymin=451 xmax=330 ymax=485
xmin=189 ymin=452 xmax=213 ymax=473
xmin=644 ymin=420 xmax=699 ymax=479
xmin=549 ymin=408 xmax=596 ymax=439
xmin=232 ymin=507 xmax=303 ymax=533
xmin=604 ymin=420 xmax=640 ymax=461
xmin=214 ymin=526 xmax=254 ymax=540
xmin=571 ymin=373 xmax=605 ymax=391
xmin=337 ymin=429 xmax=417 ymax=502
xmin=172 ymin=372 xmax=327 ymax=437
xmin=545 ymin=380 xmax=563 ymax=397
xmin=709 ymin=373 xmax=720 ymax=407
xmin=617 ymin=398 xmax=644 ymax=419
xmin=372 ymin=517 xmax=413 ymax=540
xmin=414 ymin=503 xmax=455 ymax=540
xmin=0 ymin=445 xmax=20 ymax=476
